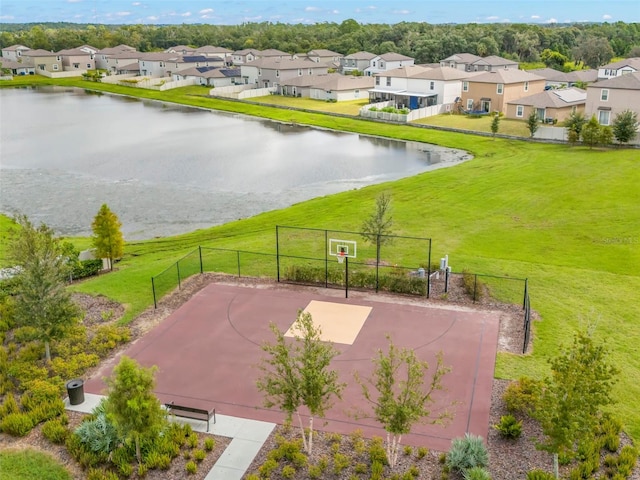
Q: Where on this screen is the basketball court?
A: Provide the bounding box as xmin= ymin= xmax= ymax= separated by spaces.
xmin=84 ymin=281 xmax=499 ymax=451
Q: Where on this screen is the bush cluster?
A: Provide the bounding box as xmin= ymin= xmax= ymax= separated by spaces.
xmin=446 ymin=434 xmax=489 ymax=473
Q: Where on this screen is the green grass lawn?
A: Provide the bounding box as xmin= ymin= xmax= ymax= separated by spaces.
xmin=1 ymin=76 xmax=639 ymax=441
xmin=413 ymin=113 xmax=531 ymax=137
xmin=249 ymin=94 xmax=368 ymax=115
xmin=0 ymin=449 xmax=72 ymax=480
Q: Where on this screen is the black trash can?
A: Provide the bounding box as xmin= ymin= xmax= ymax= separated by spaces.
xmin=66 ymin=379 xmax=85 ymax=405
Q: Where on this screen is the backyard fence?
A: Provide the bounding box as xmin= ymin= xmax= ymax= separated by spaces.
xmin=150 ymin=226 xmax=533 ymax=353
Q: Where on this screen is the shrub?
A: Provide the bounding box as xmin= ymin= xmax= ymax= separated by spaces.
xmin=370 ymin=460 xmax=385 ymax=480
xmin=117 ymin=460 xmax=133 ymax=477
xmin=193 ymin=449 xmax=206 ymax=462
xmin=502 ymin=377 xmax=542 ymax=416
xmin=281 ymin=465 xmax=296 ymax=478
xmin=333 ymin=452 xmax=350 ymax=474
xmin=1 ymin=412 xmax=34 ymax=436
xmin=42 ymin=418 xmax=69 ymax=444
xmin=27 ymin=398 xmax=65 ymax=424
xmin=403 ymin=445 xmax=413 ymax=456
xmin=526 ymin=470 xmax=556 ymax=480
xmin=493 ymin=414 xmax=523 ymax=439
xmin=462 ymin=269 xmax=483 ymax=301
xmin=187 ymin=433 xmax=199 ymax=448
xmin=137 ymin=463 xmax=148 ymax=477
xmin=407 ymin=465 xmax=420 ymax=478
xmin=259 ymin=458 xmax=278 ymax=477
xmin=308 ymin=464 xmax=323 ymax=478
xmin=417 ymin=446 xmax=429 ymax=459
xmin=369 ymin=436 xmax=389 ymax=465
xmin=89 ymin=325 xmax=131 ymax=358
xmin=354 ymin=462 xmax=368 ymax=474
xmin=446 ymin=434 xmax=489 ymax=473
xmin=603 ymin=433 xmax=621 ymax=452
xmin=204 ymin=437 xmax=215 ymax=451
xmin=50 ymin=352 xmax=100 ymax=379
xmin=22 ymin=378 xmax=63 ymax=406
xmin=75 ymin=412 xmax=119 ymax=454
xmin=463 ymin=466 xmax=492 ymax=480
xmin=0 ymin=393 xmax=20 ymax=419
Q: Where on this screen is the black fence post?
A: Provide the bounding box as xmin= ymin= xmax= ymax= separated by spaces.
xmin=276 ymin=226 xmax=280 ymax=283
xmin=176 ymin=262 xmax=181 ymax=289
xmin=445 ymin=267 xmax=449 ymax=293
xmin=237 ymin=250 xmax=241 ymax=277
xmin=152 ymin=277 xmax=157 ymax=309
xmin=199 ymin=246 xmax=203 ymax=274
xmin=325 ymin=229 xmax=329 ymax=288
xmin=375 ymin=235 xmax=380 ymax=293
xmin=523 ymin=278 xmax=528 ymax=310
xmin=345 ymin=256 xmax=349 ymax=299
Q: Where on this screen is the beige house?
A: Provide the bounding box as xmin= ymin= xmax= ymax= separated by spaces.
xmin=21 ymin=49 xmax=63 ymax=73
xmin=585 ymin=72 xmax=640 ymax=126
xmin=95 ymin=45 xmax=137 ymax=70
xmin=597 ymin=57 xmax=640 ymax=80
xmin=460 ymin=69 xmax=545 ymax=114
xmin=340 ymin=51 xmax=376 ymax=74
xmin=0 ymin=58 xmax=34 ymax=75
xmin=506 ymin=88 xmax=586 ymax=122
xmin=1 ymin=44 xmax=31 ymax=61
xmin=104 ymin=51 xmax=143 ymax=74
xmin=172 ymin=66 xmax=241 ymax=87
xmin=365 ymin=53 xmax=415 ymax=76
xmin=241 ymin=57 xmax=328 ymax=88
xmin=441 ymin=53 xmax=519 ymax=72
xmin=58 ymin=47 xmax=95 ymax=71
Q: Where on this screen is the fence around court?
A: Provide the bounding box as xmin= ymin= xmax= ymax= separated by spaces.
xmin=150 ymin=226 xmax=533 ymax=353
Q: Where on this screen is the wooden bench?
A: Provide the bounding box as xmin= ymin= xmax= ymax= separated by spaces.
xmin=164 ymin=401 xmax=216 ymax=432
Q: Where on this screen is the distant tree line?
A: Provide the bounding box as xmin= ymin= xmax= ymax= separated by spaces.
xmin=1 ymin=20 xmax=640 ymax=67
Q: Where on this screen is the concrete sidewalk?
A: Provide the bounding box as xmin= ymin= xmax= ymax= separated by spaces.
xmin=65 ymin=393 xmax=275 ymax=480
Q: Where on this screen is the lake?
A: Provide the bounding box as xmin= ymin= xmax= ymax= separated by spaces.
xmin=0 ymin=87 xmax=470 ymax=239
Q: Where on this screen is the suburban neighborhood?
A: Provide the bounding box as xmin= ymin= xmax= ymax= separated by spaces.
xmin=2 ymin=42 xmax=639 ymax=137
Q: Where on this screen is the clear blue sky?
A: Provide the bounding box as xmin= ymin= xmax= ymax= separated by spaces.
xmin=0 ymin=0 xmax=638 ymax=25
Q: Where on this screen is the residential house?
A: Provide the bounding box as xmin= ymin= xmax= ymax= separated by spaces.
xmin=306 ymin=49 xmax=343 ymax=66
xmin=441 ymin=53 xmax=519 ymax=72
xmin=21 ymin=49 xmax=63 ymax=73
xmin=95 ymin=44 xmax=137 ymax=70
xmin=172 ymin=66 xmax=241 ymax=87
xmin=57 ymin=47 xmax=95 ymax=71
xmin=165 ymin=45 xmax=196 ymax=55
xmin=585 ymin=72 xmax=640 ymax=126
xmin=138 ymin=52 xmax=180 ymax=77
xmin=340 ymin=51 xmax=376 ymax=74
xmin=370 ymin=65 xmax=477 ymax=110
xmin=527 ymin=68 xmax=569 ymax=89
xmin=241 ymin=57 xmax=328 ymax=88
xmin=364 ymin=53 xmax=415 ymax=76
xmin=506 ymin=87 xmax=586 ymax=122
xmin=231 ymin=49 xmax=261 ymax=65
xmin=194 ymin=46 xmax=233 ymax=65
xmin=597 ymin=57 xmax=640 ymax=80
xmin=259 ymin=49 xmax=291 ymax=60
xmin=104 ymin=51 xmax=144 ymax=74
xmin=309 ymin=74 xmax=374 ymax=101
xmin=172 ymin=55 xmax=225 ymax=73
xmin=0 ymin=58 xmax=34 ymax=75
xmin=565 ymin=69 xmax=598 ymax=86
xmin=460 ymin=69 xmax=545 ymax=114
xmin=1 ymin=44 xmax=31 ymax=61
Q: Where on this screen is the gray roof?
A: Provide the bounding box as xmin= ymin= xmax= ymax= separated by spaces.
xmin=308 ymin=49 xmax=342 ymax=58
xmin=442 ymin=53 xmax=482 ymax=64
xmin=194 ymin=46 xmax=232 ymax=54
xmin=23 ymin=49 xmax=59 ymax=57
xmin=470 ymin=69 xmax=544 ymax=84
xmin=507 ymin=87 xmax=586 ymax=108
xmin=259 ymin=49 xmax=290 ymax=57
xmin=57 ymin=47 xmax=93 ymax=56
xmin=528 ymin=68 xmax=569 ymax=82
xmin=377 ymin=52 xmax=414 ymax=62
xmin=474 ymin=55 xmax=518 ymax=66
xmin=178 ymin=66 xmax=240 ymax=78
xmin=98 ymin=45 xmax=136 ymax=54
xmin=588 ymin=71 xmax=640 ymax=90
xmin=565 ymin=69 xmax=598 ymax=83
xmin=140 ymin=52 xmax=179 ymax=62
xmin=344 ymin=51 xmax=376 ymax=60
xmin=2 ymin=44 xmax=30 ymax=52
xmin=599 ymin=57 xmax=640 ymax=70
xmin=412 ymin=66 xmax=479 ymax=81
xmin=312 ymin=73 xmax=375 ymax=91
xmin=245 ymin=57 xmax=326 ymax=70
xmin=0 ymin=59 xmax=27 ymax=68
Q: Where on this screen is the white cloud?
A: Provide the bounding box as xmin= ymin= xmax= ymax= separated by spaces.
xmin=501 ymin=18 xmax=511 ymax=23
xmin=305 ymin=6 xmax=320 ymax=12
xmin=392 ymin=10 xmax=410 ymax=15
xmin=115 ymin=11 xmax=131 ymax=17
xmin=531 ymin=15 xmax=540 ymax=19
xmin=67 ymin=0 xmax=82 ymax=3
xmin=603 ymin=14 xmax=612 ymax=20
xmin=330 ymin=10 xmax=339 ymax=14
xmin=243 ymin=15 xmax=263 ymax=22
xmin=486 ymin=15 xmax=499 ymax=21
xmin=132 ymin=2 xmax=141 ymax=5
xmin=199 ymin=8 xmax=214 ymax=14
xmin=181 ymin=12 xmax=191 ymax=17
xmin=0 ymin=15 xmax=15 ymax=20
xmin=147 ymin=15 xmax=159 ymax=21
xmin=546 ymin=18 xmax=558 ymax=23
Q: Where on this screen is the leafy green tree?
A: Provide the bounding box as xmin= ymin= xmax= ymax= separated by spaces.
xmin=105 ymin=356 xmax=167 ymax=464
xmin=572 ymin=35 xmax=614 ymax=68
xmin=355 ymin=337 xmax=453 ymax=468
xmin=534 ymin=330 xmax=619 ymax=478
xmin=257 ymin=311 xmax=344 ymax=454
xmin=527 ymin=111 xmax=539 ymax=138
xmin=9 ymin=215 xmax=79 ymax=362
xmin=612 ymin=109 xmax=639 ymax=144
xmin=361 ymin=192 xmax=394 ymax=264
xmin=581 ymin=115 xmax=602 ymax=148
xmin=599 ymin=125 xmax=613 ymax=147
xmin=540 ymin=49 xmax=569 ymax=70
xmin=565 ymin=111 xmax=586 ymax=137
xmin=490 ymin=114 xmax=500 ymax=138
xmin=91 ymin=204 xmax=124 ymax=271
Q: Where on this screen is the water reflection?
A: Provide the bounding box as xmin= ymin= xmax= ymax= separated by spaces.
xmin=0 ymin=88 xmax=471 ymax=239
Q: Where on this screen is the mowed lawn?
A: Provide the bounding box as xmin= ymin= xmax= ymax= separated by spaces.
xmin=1 ymin=77 xmax=639 ymax=440
xmin=249 ymin=94 xmax=369 ymax=115
xmin=413 ymin=113 xmax=532 ymax=137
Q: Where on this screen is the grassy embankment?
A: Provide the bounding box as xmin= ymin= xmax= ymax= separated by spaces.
xmin=1 ymin=76 xmax=639 ymax=440
xmin=0 ymin=449 xmax=72 ymax=480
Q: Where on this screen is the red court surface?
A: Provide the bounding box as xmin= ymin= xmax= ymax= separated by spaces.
xmin=85 ymin=283 xmax=500 ymax=451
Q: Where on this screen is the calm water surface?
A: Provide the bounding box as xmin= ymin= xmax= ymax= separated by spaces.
xmin=0 ymin=87 xmax=470 ymax=239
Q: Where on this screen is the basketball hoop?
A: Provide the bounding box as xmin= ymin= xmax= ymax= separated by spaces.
xmin=337 ymin=251 xmax=345 ymax=264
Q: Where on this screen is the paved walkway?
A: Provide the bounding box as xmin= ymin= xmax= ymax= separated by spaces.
xmin=65 ymin=393 xmax=275 ymax=480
